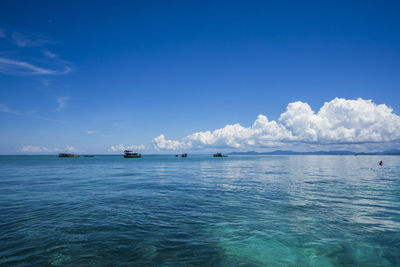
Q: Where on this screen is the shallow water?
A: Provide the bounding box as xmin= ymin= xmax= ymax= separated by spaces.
xmin=0 ymin=155 xmax=399 ymax=266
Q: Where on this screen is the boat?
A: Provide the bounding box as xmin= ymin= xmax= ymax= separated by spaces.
xmin=123 ymin=150 xmax=142 ymax=158
xmin=213 ymin=153 xmax=227 ymax=157
xmin=84 ymin=155 xmax=95 ymax=157
xmin=181 ymin=153 xmax=187 ymax=158
xmin=58 ymin=153 xmax=79 ymax=157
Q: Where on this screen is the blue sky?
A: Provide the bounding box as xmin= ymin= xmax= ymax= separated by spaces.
xmin=1 ymin=1 xmax=400 ymax=154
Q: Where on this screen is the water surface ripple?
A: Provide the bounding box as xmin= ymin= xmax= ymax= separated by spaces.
xmin=0 ymin=155 xmax=399 ymax=266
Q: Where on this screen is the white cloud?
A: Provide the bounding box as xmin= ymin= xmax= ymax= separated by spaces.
xmin=64 ymin=145 xmax=79 ymax=152
xmin=153 ymin=134 xmax=187 ymax=150
xmin=279 ymin=98 xmax=400 ymax=143
xmin=55 ymin=96 xmax=70 ymax=112
xmin=153 ymin=98 xmax=400 ymax=151
xmin=12 ymin=32 xmax=50 ymax=47
xmin=44 ymin=50 xmax=56 ymax=58
xmin=21 ymin=145 xmax=79 ymax=154
xmin=86 ymin=130 xmax=95 ymax=134
xmin=21 ymin=146 xmax=48 ymax=153
xmin=109 ymin=144 xmax=146 ymax=152
xmin=0 ymin=57 xmax=72 ymax=76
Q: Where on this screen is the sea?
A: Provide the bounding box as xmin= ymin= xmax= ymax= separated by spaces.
xmin=0 ymin=155 xmax=399 ymax=266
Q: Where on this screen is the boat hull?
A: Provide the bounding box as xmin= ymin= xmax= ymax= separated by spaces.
xmin=213 ymin=153 xmax=227 ymax=157
xmin=58 ymin=153 xmax=79 ymax=157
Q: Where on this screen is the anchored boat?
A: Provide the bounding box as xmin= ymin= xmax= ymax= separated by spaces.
xmin=58 ymin=153 xmax=79 ymax=157
xmin=213 ymin=153 xmax=227 ymax=157
xmin=123 ymin=150 xmax=142 ymax=158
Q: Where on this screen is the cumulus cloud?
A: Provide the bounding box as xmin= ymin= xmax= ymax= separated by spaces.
xmin=21 ymin=145 xmax=78 ymax=154
xmin=0 ymin=57 xmax=72 ymax=76
xmin=153 ymin=98 xmax=400 ymax=151
xmin=109 ymin=144 xmax=146 ymax=152
xmin=54 ymin=96 xmax=70 ymax=112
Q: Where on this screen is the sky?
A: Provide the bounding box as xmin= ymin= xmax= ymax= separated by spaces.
xmin=1 ymin=0 xmax=400 ymax=154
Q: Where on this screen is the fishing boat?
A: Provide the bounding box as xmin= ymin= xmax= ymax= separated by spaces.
xmin=181 ymin=153 xmax=187 ymax=157
xmin=58 ymin=153 xmax=79 ymax=157
xmin=213 ymin=153 xmax=227 ymax=157
xmin=123 ymin=150 xmax=142 ymax=158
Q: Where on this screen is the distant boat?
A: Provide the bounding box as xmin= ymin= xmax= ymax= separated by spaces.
xmin=181 ymin=153 xmax=187 ymax=158
xmin=123 ymin=150 xmax=142 ymax=158
xmin=58 ymin=153 xmax=79 ymax=158
xmin=213 ymin=153 xmax=227 ymax=157
xmin=84 ymin=155 xmax=95 ymax=157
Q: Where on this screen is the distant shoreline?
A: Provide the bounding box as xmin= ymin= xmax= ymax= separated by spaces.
xmin=228 ymin=150 xmax=400 ymax=156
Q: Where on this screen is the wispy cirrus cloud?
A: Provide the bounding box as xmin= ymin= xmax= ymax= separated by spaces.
xmin=12 ymin=32 xmax=51 ymax=47
xmin=0 ymin=29 xmax=73 ymax=76
xmin=0 ymin=103 xmax=68 ymax=123
xmin=43 ymin=50 xmax=56 ymax=58
xmin=0 ymin=103 xmax=19 ymax=115
xmin=54 ymin=96 xmax=70 ymax=112
xmin=0 ymin=57 xmax=72 ymax=76
xmin=26 ymin=110 xmax=69 ymax=123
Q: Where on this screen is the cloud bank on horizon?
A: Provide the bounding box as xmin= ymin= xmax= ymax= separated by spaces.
xmin=21 ymin=145 xmax=78 ymax=154
xmin=152 ymin=98 xmax=400 ymax=151
xmin=109 ymin=144 xmax=146 ymax=152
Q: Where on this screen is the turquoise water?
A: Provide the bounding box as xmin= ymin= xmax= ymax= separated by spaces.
xmin=0 ymin=155 xmax=399 ymax=266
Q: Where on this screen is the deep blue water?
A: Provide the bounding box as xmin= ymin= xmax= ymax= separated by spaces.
xmin=0 ymin=155 xmax=399 ymax=266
